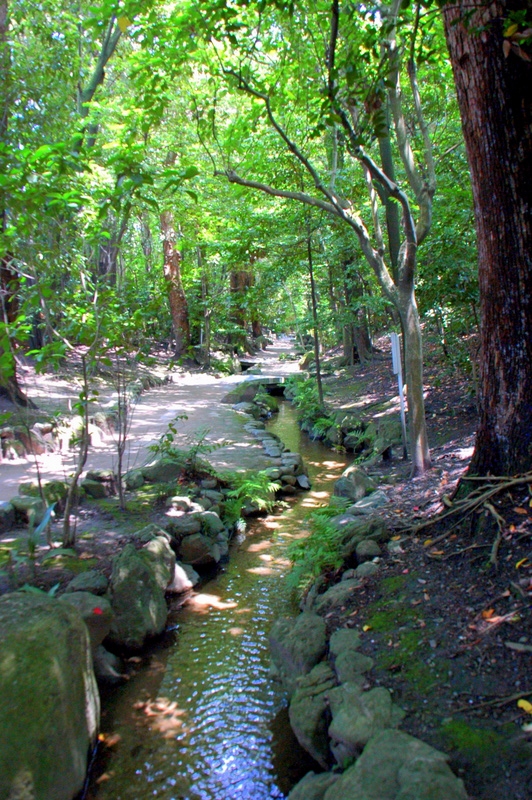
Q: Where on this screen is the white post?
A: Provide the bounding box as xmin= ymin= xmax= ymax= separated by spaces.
xmin=390 ymin=332 xmax=408 ymax=460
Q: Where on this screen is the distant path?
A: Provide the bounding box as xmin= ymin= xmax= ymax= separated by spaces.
xmin=0 ymin=341 xmax=299 ymax=503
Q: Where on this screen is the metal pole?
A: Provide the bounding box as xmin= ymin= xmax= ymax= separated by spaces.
xmin=390 ymin=333 xmax=408 ymax=460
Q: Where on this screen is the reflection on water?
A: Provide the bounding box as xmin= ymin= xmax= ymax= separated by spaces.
xmin=89 ymin=403 xmax=350 ymax=800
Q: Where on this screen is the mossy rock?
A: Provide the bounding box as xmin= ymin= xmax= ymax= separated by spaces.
xmin=19 ymin=479 xmax=70 ymax=510
xmin=0 ymin=593 xmax=99 ymax=800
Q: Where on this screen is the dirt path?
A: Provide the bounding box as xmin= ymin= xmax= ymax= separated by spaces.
xmin=0 ymin=341 xmax=298 ymax=503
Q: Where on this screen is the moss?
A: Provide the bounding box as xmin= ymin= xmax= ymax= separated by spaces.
xmin=43 ymin=555 xmax=97 ymax=573
xmin=379 ymin=574 xmax=410 ymax=595
xmin=441 ymin=719 xmax=501 ymax=761
xmin=365 ymin=604 xmax=416 ymax=632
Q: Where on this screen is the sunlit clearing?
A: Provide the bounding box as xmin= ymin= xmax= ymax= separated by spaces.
xmin=186 ymin=593 xmax=238 ymax=610
xmin=135 ymin=696 xmax=186 ymax=739
xmin=228 ymin=627 xmax=245 ymax=636
xmin=247 ymin=539 xmax=273 ymax=552
xmin=247 ymin=566 xmax=277 ymax=575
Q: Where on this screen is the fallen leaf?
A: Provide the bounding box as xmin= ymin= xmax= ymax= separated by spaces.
xmin=516 ymin=558 xmax=530 ymax=569
xmin=482 ymin=608 xmax=495 ymax=619
xmin=505 ymin=641 xmax=532 ymax=653
xmin=429 ymin=549 xmax=445 ymax=556
xmin=514 ymin=507 xmax=528 ymax=515
xmin=362 ymin=624 xmax=371 ymax=632
xmin=424 ymin=539 xmax=433 ymax=547
xmin=392 ymin=535 xmax=402 ymax=541
xmin=517 ymin=699 xmax=532 ymax=714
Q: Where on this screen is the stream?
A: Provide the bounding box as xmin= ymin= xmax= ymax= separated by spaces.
xmin=88 ymin=402 xmax=351 ymax=800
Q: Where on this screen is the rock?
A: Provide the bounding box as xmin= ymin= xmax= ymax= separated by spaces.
xmin=264 ymin=467 xmax=282 ymax=480
xmin=193 ymin=510 xmax=225 ymax=534
xmin=387 ymin=539 xmax=405 ymax=555
xmin=132 ymin=523 xmax=172 ymax=545
xmin=59 ymin=592 xmax=113 ymax=651
xmin=107 ymin=544 xmax=168 ymax=649
xmin=200 ymin=478 xmax=218 ymax=489
xmin=81 ymin=478 xmax=108 ymax=499
xmin=323 ymin=729 xmax=468 ymax=800
xmin=329 ymin=628 xmax=361 ymax=657
xmin=333 ymin=466 xmax=375 ymax=502
xmin=65 ymin=570 xmax=109 ymax=596
xmin=141 ymin=457 xmax=184 ymax=483
xmin=289 ymin=663 xmax=337 ymax=767
xmin=0 ymin=594 xmax=99 ymax=800
xmin=0 ymin=501 xmax=15 ymax=533
xmin=269 ymin=612 xmax=327 ymax=697
xmin=314 ymin=579 xmax=362 ymax=615
xmin=166 ymin=562 xmax=200 ymax=593
xmin=263 ymin=444 xmax=283 ymax=457
xmin=86 ymin=468 xmax=115 ymax=483
xmin=10 ymin=495 xmax=45 ymax=525
xmin=166 ymin=496 xmax=203 ymax=513
xmin=142 ymin=535 xmax=176 ymax=591
xmin=288 ymin=771 xmax=341 ymax=800
xmin=355 ymin=561 xmax=380 ymax=579
xmin=2 ymin=438 xmax=25 ymax=459
xmin=281 ymin=474 xmax=297 ymax=486
xmin=356 ymin=539 xmax=382 ymax=562
xmin=124 ymin=469 xmax=144 ymax=490
xmin=14 ymin=426 xmax=48 ymax=455
xmin=233 ymin=401 xmax=260 ymax=417
xmin=166 ymin=514 xmax=202 ymax=537
xmin=201 ymin=489 xmax=224 ymax=503
xmin=18 ymin=479 xmax=70 ymax=510
xmin=347 ymin=490 xmax=389 ymax=514
xmin=221 ymin=382 xmax=264 ymax=404
xmin=92 ymin=645 xmax=126 ymax=684
xmin=179 ymin=533 xmax=221 ymax=566
xmin=296 ymin=474 xmax=311 ymax=489
xmin=327 ymin=685 xmax=405 ymax=765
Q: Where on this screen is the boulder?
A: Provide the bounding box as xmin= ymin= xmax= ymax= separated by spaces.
xmin=193 ymin=510 xmax=225 ymax=534
xmin=179 ymin=533 xmax=221 ymax=566
xmin=93 ymin=645 xmax=126 ymax=684
xmin=107 ymin=543 xmax=168 ymax=649
xmin=166 ymin=514 xmax=202 ymax=537
xmin=59 ymin=592 xmax=113 ymax=650
xmin=314 ymin=579 xmax=362 ymax=615
xmin=329 ymin=629 xmax=374 ymax=686
xmin=289 ymin=663 xmax=337 ymax=767
xmin=288 ymin=771 xmax=341 ymax=800
xmin=347 ymin=490 xmax=389 ymax=514
xmin=65 ymin=570 xmax=109 ymax=596
xmin=141 ymin=457 xmax=184 ymax=483
xmin=0 ymin=594 xmax=99 ymax=800
xmin=355 ymin=561 xmax=380 ymax=579
xmin=356 ymin=539 xmax=382 ymax=562
xmin=142 ymin=535 xmax=176 ymax=591
xmin=296 ymin=474 xmax=311 ymax=489
xmin=166 ymin=562 xmax=200 ymax=593
xmin=327 ymin=685 xmax=405 ymax=765
xmin=0 ymin=501 xmax=15 ymax=533
xmin=81 ymin=478 xmax=108 ymax=499
xmin=333 ymin=466 xmax=375 ymax=502
xmin=10 ymin=495 xmax=45 ymax=525
xmin=269 ymin=612 xmax=327 ymax=697
xmin=124 ymin=469 xmax=144 ymax=490
xmin=323 ymin=729 xmax=468 ymax=800
xmin=132 ymin=523 xmax=172 ymax=545
xmin=18 ymin=479 xmax=69 ymax=510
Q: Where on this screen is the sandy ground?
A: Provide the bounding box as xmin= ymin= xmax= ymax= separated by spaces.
xmin=0 ymin=341 xmax=299 ymax=503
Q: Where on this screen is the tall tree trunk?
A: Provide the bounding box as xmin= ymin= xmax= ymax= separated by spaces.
xmin=444 ymin=0 xmax=532 ymax=476
xmin=160 ymin=153 xmax=190 ymax=358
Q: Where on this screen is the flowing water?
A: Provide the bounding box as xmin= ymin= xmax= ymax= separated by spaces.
xmin=88 ymin=403 xmax=351 ymax=800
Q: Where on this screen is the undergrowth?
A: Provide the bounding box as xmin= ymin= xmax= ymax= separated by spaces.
xmin=222 ymin=470 xmax=282 ymax=526
xmin=287 ymin=498 xmax=350 ymax=594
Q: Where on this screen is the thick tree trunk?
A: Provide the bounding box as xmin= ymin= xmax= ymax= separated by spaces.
xmin=444 ymin=1 xmax=532 ymax=476
xmin=161 ymin=210 xmax=190 ymax=358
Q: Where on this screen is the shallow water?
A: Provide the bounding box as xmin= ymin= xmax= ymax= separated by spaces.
xmin=89 ymin=404 xmax=350 ymax=800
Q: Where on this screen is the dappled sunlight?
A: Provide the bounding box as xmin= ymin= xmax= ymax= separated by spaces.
xmin=247 ymin=566 xmax=278 ymax=576
xmin=259 ymin=553 xmax=273 ymax=562
xmin=247 ymin=539 xmax=273 ymax=553
xmin=227 ymin=627 xmax=245 ymax=636
xmin=185 ymin=592 xmax=238 ymax=611
xmin=134 ymin=696 xmax=187 ymax=739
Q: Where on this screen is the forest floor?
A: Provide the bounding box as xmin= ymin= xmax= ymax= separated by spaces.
xmin=2 ymin=335 xmax=532 ymax=799
xmin=319 ymin=335 xmax=532 ymax=800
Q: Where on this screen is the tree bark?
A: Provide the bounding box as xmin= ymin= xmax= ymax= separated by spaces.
xmin=161 ymin=209 xmax=190 ymax=357
xmin=444 ymin=0 xmax=532 ymax=475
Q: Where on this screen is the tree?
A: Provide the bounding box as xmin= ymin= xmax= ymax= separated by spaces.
xmin=209 ymin=0 xmax=447 ymax=473
xmin=443 ymin=0 xmax=532 ymax=476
